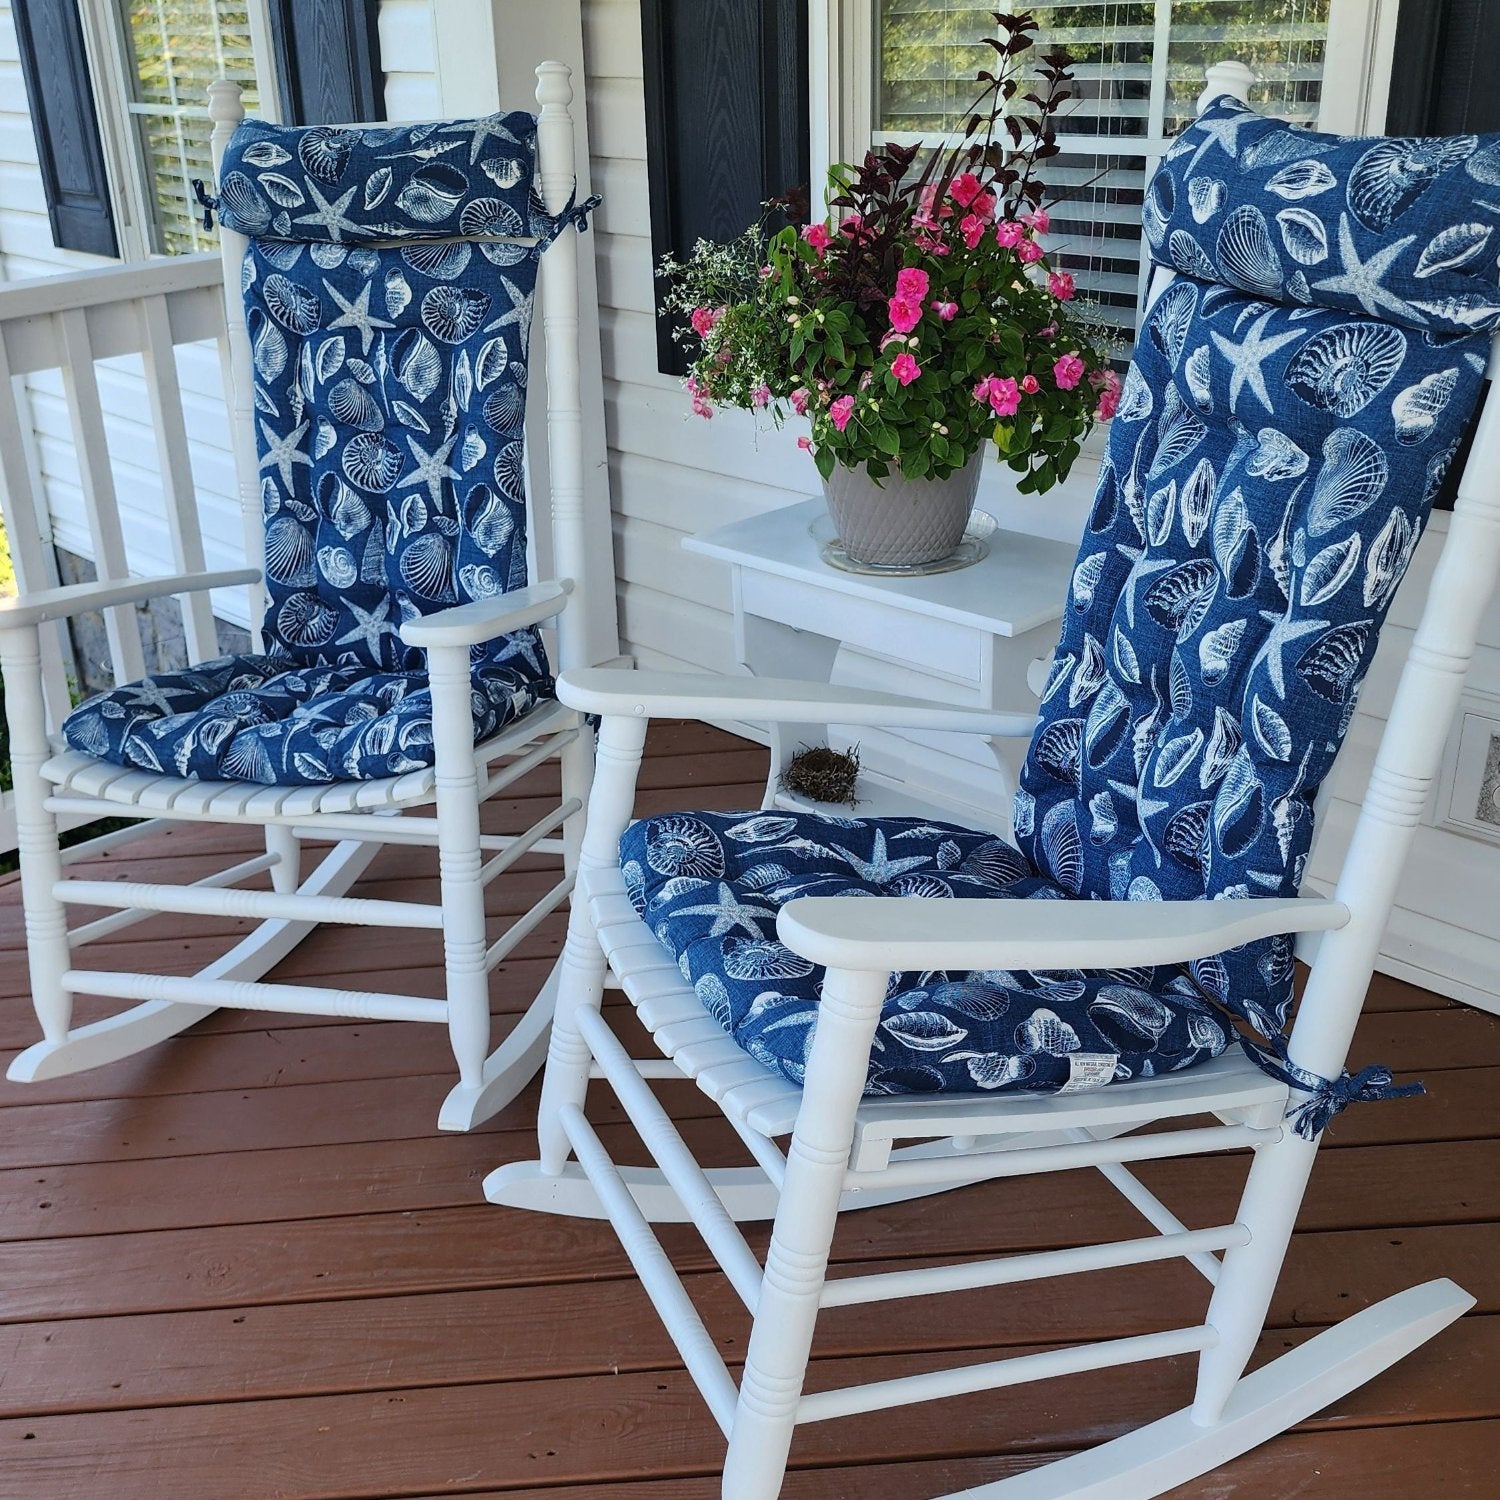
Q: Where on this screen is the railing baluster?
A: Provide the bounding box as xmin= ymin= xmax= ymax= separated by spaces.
xmin=55 ymin=307 xmax=147 ymax=686
xmin=140 ymin=293 xmax=217 ymax=664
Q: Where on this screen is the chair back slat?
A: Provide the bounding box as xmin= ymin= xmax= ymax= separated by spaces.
xmin=138 ymin=293 xmax=217 ymax=663
xmin=54 ymin=307 xmax=148 ymax=687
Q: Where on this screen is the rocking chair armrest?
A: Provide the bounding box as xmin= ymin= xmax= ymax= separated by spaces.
xmin=556 ymin=668 xmax=1040 ymax=738
xmin=0 ymin=568 xmax=261 ymax=632
xmin=777 ymin=894 xmax=1350 ymax=974
xmin=399 ymin=579 xmax=573 ymax=649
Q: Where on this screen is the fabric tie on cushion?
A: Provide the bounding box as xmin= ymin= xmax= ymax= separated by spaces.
xmin=1238 ymin=1037 xmax=1425 ymax=1140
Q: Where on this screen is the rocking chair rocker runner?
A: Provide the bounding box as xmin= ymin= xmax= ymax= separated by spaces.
xmin=0 ymin=64 xmax=599 ymax=1130
xmin=488 ymin=72 xmax=1500 ymax=1496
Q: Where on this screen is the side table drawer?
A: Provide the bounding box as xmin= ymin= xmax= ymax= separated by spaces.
xmin=739 ymin=571 xmax=982 ymax=683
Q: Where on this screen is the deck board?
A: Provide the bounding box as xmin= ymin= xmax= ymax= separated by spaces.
xmin=0 ymin=721 xmax=1492 ymax=1496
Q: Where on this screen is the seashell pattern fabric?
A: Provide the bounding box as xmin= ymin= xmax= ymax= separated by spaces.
xmin=64 ymin=114 xmax=565 ymax=784
xmin=619 ymin=811 xmax=1229 ymax=1094
xmin=624 ymin=102 xmax=1500 ymax=1098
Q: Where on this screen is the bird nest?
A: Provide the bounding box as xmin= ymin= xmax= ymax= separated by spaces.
xmin=778 ymin=743 xmax=860 ymax=807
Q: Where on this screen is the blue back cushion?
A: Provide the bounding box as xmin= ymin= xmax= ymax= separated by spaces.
xmin=1015 ymin=101 xmax=1500 ymax=1037
xmin=218 ymin=115 xmax=548 ymax=682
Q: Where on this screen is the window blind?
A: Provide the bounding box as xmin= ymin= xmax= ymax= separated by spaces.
xmin=877 ymin=1 xmax=1331 ymax=352
xmin=120 ymin=0 xmax=261 ymax=255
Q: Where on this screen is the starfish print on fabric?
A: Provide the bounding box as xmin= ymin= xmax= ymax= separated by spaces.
xmin=670 ymin=882 xmax=776 ymax=940
xmin=334 ymin=599 xmax=393 ymax=659
xmin=396 ymin=432 xmax=462 ymax=511
xmin=323 ymin=280 xmax=395 ymax=356
xmin=294 ymin=181 xmax=362 ymax=243
xmin=482 ymin=276 xmax=534 ymax=346
xmin=114 ymin=676 xmax=200 ymax=714
xmin=258 ymin=417 xmax=312 ymax=489
xmin=1210 ymin=310 xmax=1304 ymax=415
xmin=829 ymin=829 xmax=931 ymax=884
xmin=1183 ymin=107 xmax=1262 ymax=175
xmin=1312 ymin=215 xmax=1417 ymax=320
xmin=440 ymin=115 xmax=522 ymax=164
xmin=1252 ymin=600 xmax=1331 ymax=699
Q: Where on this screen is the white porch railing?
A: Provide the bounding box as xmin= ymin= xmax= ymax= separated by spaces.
xmin=0 ymin=252 xmax=256 ymax=857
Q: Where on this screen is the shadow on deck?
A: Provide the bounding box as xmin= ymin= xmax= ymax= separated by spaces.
xmin=0 ymin=722 xmax=1496 ymax=1498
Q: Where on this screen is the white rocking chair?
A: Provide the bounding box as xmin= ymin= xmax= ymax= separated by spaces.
xmin=0 ymin=64 xmax=598 ymax=1130
xmin=486 ymin=76 xmax=1500 ymax=1495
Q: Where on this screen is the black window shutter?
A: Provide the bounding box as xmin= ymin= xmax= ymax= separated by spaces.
xmin=641 ymin=0 xmax=810 ymax=375
xmin=14 ymin=0 xmax=118 ymax=257
xmin=1387 ymin=1 xmax=1500 ymax=510
xmin=1387 ymin=0 xmax=1500 ymax=135
xmin=268 ymin=0 xmax=384 ymax=127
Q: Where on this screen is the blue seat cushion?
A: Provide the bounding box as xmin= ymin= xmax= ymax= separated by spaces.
xmin=621 ymin=810 xmax=1231 ymax=1096
xmin=62 ymin=651 xmax=552 ymax=783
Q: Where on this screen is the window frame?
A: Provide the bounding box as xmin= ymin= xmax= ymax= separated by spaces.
xmin=76 ymin=0 xmax=281 ymax=261
xmin=811 ymin=0 xmax=1402 ymax=497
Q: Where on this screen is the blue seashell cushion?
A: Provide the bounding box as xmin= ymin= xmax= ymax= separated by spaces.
xmin=627 ymin=101 xmax=1500 ymax=1098
xmin=64 ymin=114 xmax=559 ymax=784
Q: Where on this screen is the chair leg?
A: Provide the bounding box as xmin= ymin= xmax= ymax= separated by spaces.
xmin=722 ymin=964 xmax=888 ymax=1500
xmin=264 ymin=822 xmax=301 ymax=894
xmin=1190 ymin=1126 xmax=1318 ymax=1426
xmin=0 ymin=626 xmax=73 ymax=1045
xmin=427 ymin=643 xmax=492 ymax=1101
xmin=558 ymin=712 xmax=592 ymax=882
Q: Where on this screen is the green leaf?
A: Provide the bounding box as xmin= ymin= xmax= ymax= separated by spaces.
xmin=875 ymin=423 xmax=901 ymax=456
xmin=992 ymin=421 xmax=1013 ymax=453
xmin=815 ymin=445 xmax=836 ymax=481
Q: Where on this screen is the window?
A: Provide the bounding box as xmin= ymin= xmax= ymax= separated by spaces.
xmin=116 ymin=2 xmax=266 ymax=254
xmin=864 ymin=1 xmax=1391 ymax=353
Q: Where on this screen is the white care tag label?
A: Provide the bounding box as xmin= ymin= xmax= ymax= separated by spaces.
xmin=1056 ymin=1052 xmax=1119 ymax=1095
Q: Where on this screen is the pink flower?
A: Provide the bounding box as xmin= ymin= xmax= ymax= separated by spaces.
xmin=888 ymin=295 xmax=923 ymax=334
xmin=691 ymin=397 xmax=713 ymax=419
xmin=830 ymin=395 xmax=855 ymax=432
xmin=802 ymin=222 xmax=832 ymax=255
xmin=949 ymin=172 xmax=983 ymax=208
xmin=1021 ymin=374 xmax=1040 ymax=394
xmin=931 ymin=300 xmax=958 ymax=321
xmin=690 ymin=306 xmax=721 ymax=338
xmin=859 ymin=370 xmax=874 ymax=390
xmin=990 ymin=377 xmax=1022 ymax=417
xmin=960 ymin=213 xmax=987 ymax=249
xmin=879 ymin=329 xmax=907 ymax=352
xmin=895 ymin=266 xmax=930 ymax=302
xmin=753 ymin=383 xmax=771 ymax=408
xmin=917 ymin=184 xmax=953 ymax=220
xmin=971 ymin=190 xmax=997 ymax=222
xmin=758 ymin=263 xmax=774 ymax=279
xmin=1097 ymin=388 xmax=1120 ymax=420
xmin=789 ymin=387 xmax=810 ymax=415
xmin=891 ymin=352 xmax=922 ymax=386
xmin=1048 ymin=272 xmax=1075 ymax=301
xmin=841 ymin=214 xmax=865 ymax=237
xmin=1024 ymin=209 xmax=1051 ymax=234
xmin=995 ymin=221 xmax=1025 ymax=249
xmin=1017 ymin=238 xmax=1045 ymax=265
xmin=1053 ymin=354 xmax=1086 ymax=390
xmin=1038 ymin=322 xmax=1058 ymax=340
xmin=797 ymin=435 xmax=813 ymax=451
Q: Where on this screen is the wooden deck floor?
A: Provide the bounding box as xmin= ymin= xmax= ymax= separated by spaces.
xmin=0 ymin=720 xmax=1497 ymax=1498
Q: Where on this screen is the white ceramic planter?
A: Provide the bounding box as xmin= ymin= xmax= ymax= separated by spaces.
xmin=822 ymin=451 xmax=984 ymax=567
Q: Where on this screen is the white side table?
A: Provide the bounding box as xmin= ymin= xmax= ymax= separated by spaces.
xmin=684 ymin=498 xmax=1077 ymax=833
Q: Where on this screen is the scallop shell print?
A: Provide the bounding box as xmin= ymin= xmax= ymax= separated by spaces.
xmin=1188 ymin=176 xmax=1226 ymax=223
xmin=1215 ymin=205 xmax=1282 ymax=299
xmin=1286 ymin=322 xmax=1407 ymax=418
xmin=1297 ymin=621 xmax=1373 ymax=703
xmin=1308 ymin=429 xmax=1390 ymax=536
xmin=420 ymin=285 xmax=490 ymax=344
xmin=1040 ymin=803 xmax=1082 ymax=895
xmin=1169 ymin=230 xmax=1217 ymax=280
xmin=219 ymin=171 xmax=270 ymax=233
xmin=401 ymin=241 xmax=473 ymax=280
xmin=263 ymin=516 xmax=316 ymax=586
xmin=327 ymin=377 xmax=383 ymax=431
xmin=399 ymin=532 xmax=455 ymax=600
xmin=1348 ymin=135 xmax=1477 ymax=231
xmin=1149 ymin=280 xmax=1198 ymax=366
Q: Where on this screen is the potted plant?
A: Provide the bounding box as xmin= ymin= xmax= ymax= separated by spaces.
xmin=660 ymin=10 xmax=1117 ymax=568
